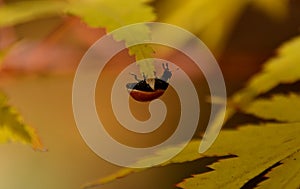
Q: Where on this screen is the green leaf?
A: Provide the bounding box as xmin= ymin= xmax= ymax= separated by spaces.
xmin=83 ymin=123 xmax=300 ymax=188
xmin=129 ymin=44 xmax=155 ymax=77
xmin=193 ymin=38 xmax=300 ymax=152
xmin=244 ymin=93 xmax=300 ymax=122
xmin=213 ymin=35 xmax=300 ymax=131
xmin=232 ymin=36 xmax=300 ymax=107
xmin=0 ymin=1 xmax=66 ymax=27
xmin=0 ymin=92 xmax=44 ymax=150
xmin=67 ymin=0 xmax=156 ymax=77
xmin=177 ymin=123 xmax=300 ymax=189
xmin=112 ymin=24 xmax=155 ymax=77
xmin=256 ymin=149 xmax=300 ymax=189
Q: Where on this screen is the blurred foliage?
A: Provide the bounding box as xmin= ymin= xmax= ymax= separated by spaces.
xmin=0 ymin=0 xmax=155 ymax=29
xmin=155 ymin=0 xmax=289 ymax=53
xmin=0 ymin=0 xmax=156 ymax=148
xmin=0 ymin=1 xmax=66 ymax=27
xmin=0 ymin=92 xmax=44 ymax=150
xmin=252 ymin=0 xmax=289 ymax=20
xmin=0 ymin=0 xmax=156 ymax=77
xmin=0 ymin=0 xmax=290 ymax=64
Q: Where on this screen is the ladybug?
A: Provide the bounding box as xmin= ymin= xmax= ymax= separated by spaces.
xmin=126 ymin=63 xmax=173 ymax=102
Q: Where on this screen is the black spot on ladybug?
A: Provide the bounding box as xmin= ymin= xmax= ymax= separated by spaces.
xmin=126 ymin=63 xmax=173 ymax=102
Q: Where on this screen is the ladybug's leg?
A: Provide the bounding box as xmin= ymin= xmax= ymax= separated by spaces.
xmin=142 ymin=73 xmax=147 ymax=80
xmin=129 ymin=73 xmax=141 ymax=81
xmin=153 ymin=71 xmax=157 ymax=78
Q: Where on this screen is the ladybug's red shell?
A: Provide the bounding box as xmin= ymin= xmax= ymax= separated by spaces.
xmin=129 ymin=89 xmax=165 ymax=102
xmin=126 ymin=78 xmax=169 ymax=102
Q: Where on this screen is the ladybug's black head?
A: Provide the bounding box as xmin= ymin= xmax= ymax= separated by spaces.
xmin=160 ymin=63 xmax=172 ymax=82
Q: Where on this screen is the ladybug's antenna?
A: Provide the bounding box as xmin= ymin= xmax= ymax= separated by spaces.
xmin=166 ymin=63 xmax=169 ymax=70
xmin=129 ymin=72 xmax=141 ymax=81
xmin=171 ymin=67 xmax=180 ymax=72
xmin=162 ymin=63 xmax=166 ymax=70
